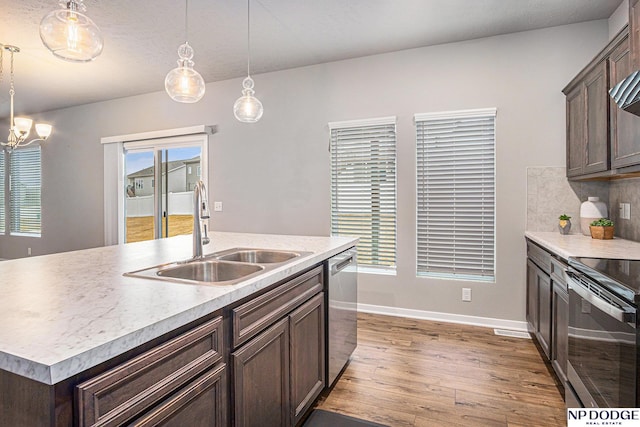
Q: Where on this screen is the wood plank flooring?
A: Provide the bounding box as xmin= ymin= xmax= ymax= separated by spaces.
xmin=315 ymin=313 xmax=566 ymax=427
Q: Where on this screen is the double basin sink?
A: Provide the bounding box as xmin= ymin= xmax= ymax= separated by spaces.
xmin=125 ymin=248 xmax=310 ymax=286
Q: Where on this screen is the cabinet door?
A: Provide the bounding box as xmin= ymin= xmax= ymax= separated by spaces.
xmin=290 ymin=292 xmax=325 ymax=425
xmin=583 ymin=61 xmax=609 ymax=174
xmin=631 ymin=0 xmax=640 ymax=70
xmin=609 ymin=36 xmax=640 ymax=168
xmin=565 ymin=85 xmax=585 ymax=177
xmin=232 ymin=318 xmax=291 ymax=427
xmin=130 ymin=364 xmax=227 ymax=427
xmin=526 ymin=260 xmax=539 ymax=334
xmin=537 ymin=267 xmax=552 ymax=358
xmin=551 ymin=282 xmax=569 ymax=387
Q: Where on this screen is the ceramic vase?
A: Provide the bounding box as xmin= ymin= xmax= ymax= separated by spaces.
xmin=580 ymin=197 xmax=608 ymax=236
xmin=558 ymin=219 xmax=571 ymax=235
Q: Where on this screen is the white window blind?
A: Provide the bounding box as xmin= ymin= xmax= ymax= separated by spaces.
xmin=0 ymin=150 xmax=5 ymax=233
xmin=10 ymin=147 xmax=42 ymax=236
xmin=415 ymin=109 xmax=496 ymax=282
xmin=329 ymin=117 xmax=397 ymax=270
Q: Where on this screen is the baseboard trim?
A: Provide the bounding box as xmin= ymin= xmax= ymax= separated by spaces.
xmin=357 ymin=303 xmax=528 ymax=332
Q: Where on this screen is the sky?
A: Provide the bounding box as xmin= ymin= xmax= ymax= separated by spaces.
xmin=125 ymin=146 xmax=201 ymax=175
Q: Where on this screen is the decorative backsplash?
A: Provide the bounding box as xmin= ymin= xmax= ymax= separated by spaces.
xmin=609 ymin=177 xmax=640 ymax=242
xmin=526 ymin=167 xmax=609 ymax=235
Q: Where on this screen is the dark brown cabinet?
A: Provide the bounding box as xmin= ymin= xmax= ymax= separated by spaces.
xmin=290 ymin=293 xmax=325 ymax=425
xmin=231 ymin=266 xmax=325 ymax=427
xmin=564 ymin=20 xmax=640 ymax=178
xmin=551 ymin=280 xmax=569 ymax=387
xmin=527 ymin=259 xmax=551 ymax=357
xmin=76 ymin=316 xmax=227 ymax=427
xmin=609 ymin=35 xmax=640 ymax=169
xmin=565 ymin=84 xmax=585 ymax=177
xmin=563 ymin=59 xmax=610 ymax=178
xmin=630 ymin=0 xmax=640 ymax=70
xmin=526 ymin=239 xmax=570 ymax=393
xmin=232 ymin=318 xmax=291 ymax=427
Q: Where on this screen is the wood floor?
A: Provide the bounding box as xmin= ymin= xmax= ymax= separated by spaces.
xmin=316 ymin=313 xmax=566 ymax=427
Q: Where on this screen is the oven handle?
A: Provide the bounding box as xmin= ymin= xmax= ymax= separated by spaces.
xmin=567 ymin=274 xmax=636 ymax=326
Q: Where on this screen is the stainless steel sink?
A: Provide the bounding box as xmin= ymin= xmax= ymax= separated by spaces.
xmin=124 ymin=247 xmax=311 ymax=286
xmin=213 ymin=248 xmax=301 ymax=264
xmin=157 ymin=260 xmax=264 ymax=283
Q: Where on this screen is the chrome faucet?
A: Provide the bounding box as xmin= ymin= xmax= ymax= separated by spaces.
xmin=193 ymin=180 xmax=210 ymax=259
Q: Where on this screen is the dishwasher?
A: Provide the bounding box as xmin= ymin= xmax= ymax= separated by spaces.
xmin=326 ymin=247 xmax=358 ymax=387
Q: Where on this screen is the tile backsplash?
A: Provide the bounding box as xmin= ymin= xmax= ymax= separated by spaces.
xmin=527 ymin=167 xmax=609 ymax=235
xmin=609 ymin=177 xmax=640 ymax=242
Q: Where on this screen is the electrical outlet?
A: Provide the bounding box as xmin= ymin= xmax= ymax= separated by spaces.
xmin=27 ymin=247 xmax=31 ymax=256
xmin=462 ymin=288 xmax=472 ymax=302
xmin=620 ymin=203 xmax=631 ymax=220
xmin=214 ymin=201 xmax=223 ymax=212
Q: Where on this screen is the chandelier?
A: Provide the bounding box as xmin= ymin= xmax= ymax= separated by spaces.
xmin=0 ymin=44 xmax=53 ymax=151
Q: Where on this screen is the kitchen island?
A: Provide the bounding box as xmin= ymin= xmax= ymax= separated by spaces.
xmin=0 ymin=231 xmax=357 ymax=426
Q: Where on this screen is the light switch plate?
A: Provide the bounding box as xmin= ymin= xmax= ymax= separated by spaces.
xmin=214 ymin=201 xmax=223 ymax=212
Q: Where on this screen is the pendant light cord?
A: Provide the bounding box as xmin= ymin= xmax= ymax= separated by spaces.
xmin=247 ymin=0 xmax=251 ymax=77
xmin=185 ymin=0 xmax=189 ymax=43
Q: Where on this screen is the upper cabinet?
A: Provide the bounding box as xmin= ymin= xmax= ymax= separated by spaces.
xmin=563 ymin=22 xmax=640 ymax=180
xmin=609 ymin=35 xmax=640 ymax=168
xmin=564 ymin=60 xmax=609 ymax=178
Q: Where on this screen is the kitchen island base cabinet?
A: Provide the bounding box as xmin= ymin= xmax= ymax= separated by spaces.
xmin=76 ymin=316 xmax=226 ymax=427
xmin=232 ymin=291 xmax=326 ymax=427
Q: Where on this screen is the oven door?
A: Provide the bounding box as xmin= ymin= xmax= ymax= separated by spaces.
xmin=567 ymin=270 xmax=637 ymax=408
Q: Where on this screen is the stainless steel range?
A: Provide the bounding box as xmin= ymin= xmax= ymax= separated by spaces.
xmin=566 ymin=257 xmax=640 ymax=408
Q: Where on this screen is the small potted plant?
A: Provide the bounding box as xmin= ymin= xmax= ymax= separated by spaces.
xmin=589 ymin=218 xmax=614 ymax=240
xmin=558 ymin=214 xmax=572 ymax=235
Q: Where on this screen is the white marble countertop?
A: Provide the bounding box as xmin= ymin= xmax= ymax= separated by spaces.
xmin=525 ymin=231 xmax=640 ymax=260
xmin=0 ymin=232 xmax=357 ymax=385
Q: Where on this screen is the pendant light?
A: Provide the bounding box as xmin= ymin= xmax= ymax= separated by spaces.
xmin=39 ymin=0 xmax=103 ymax=63
xmin=233 ymin=0 xmax=263 ymax=123
xmin=165 ymin=0 xmax=205 ymax=103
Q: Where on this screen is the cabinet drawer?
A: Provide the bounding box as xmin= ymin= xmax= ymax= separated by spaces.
xmin=550 ymin=257 xmax=568 ymax=286
xmin=130 ymin=363 xmax=227 ymax=427
xmin=77 ymin=316 xmax=223 ymax=427
xmin=232 ymin=265 xmax=323 ymax=348
xmin=527 ymin=241 xmax=551 ymax=274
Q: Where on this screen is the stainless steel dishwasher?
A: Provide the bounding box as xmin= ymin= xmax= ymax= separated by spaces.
xmin=326 ymin=247 xmax=358 ymax=387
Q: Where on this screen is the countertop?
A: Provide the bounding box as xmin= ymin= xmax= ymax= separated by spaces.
xmin=0 ymin=232 xmax=357 ymax=385
xmin=525 ymin=231 xmax=640 ymax=260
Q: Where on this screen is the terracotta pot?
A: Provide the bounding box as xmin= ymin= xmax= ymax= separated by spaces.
xmin=589 ymin=225 xmax=614 ymax=240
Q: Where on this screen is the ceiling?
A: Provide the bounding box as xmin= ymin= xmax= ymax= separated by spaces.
xmin=0 ymin=0 xmax=622 ymax=117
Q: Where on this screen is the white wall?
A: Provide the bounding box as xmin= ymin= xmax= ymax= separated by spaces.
xmin=0 ymin=20 xmax=609 ymax=323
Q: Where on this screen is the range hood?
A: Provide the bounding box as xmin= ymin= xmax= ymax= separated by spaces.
xmin=610 ymin=71 xmax=640 ymax=116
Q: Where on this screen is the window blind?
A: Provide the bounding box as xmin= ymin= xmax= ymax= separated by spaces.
xmin=415 ymin=109 xmax=496 ymax=281
xmin=0 ymin=150 xmax=4 ymax=233
xmin=10 ymin=147 xmax=41 ymax=236
xmin=330 ymin=117 xmax=397 ymax=270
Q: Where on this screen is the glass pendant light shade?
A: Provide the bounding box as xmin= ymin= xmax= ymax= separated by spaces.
xmin=233 ymin=77 xmax=263 ymax=123
xmin=39 ymin=0 xmax=103 ymax=62
xmin=165 ymin=42 xmax=205 ymax=103
xmin=14 ymin=117 xmax=33 ymax=136
xmin=35 ymin=123 xmax=53 ymax=139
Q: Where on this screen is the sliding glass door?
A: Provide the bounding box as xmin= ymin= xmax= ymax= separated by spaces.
xmin=123 ymin=137 xmax=205 ymax=243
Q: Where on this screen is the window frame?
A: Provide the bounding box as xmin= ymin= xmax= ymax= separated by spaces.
xmin=415 ymin=108 xmax=496 ymax=282
xmin=329 ymin=116 xmax=397 ymax=274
